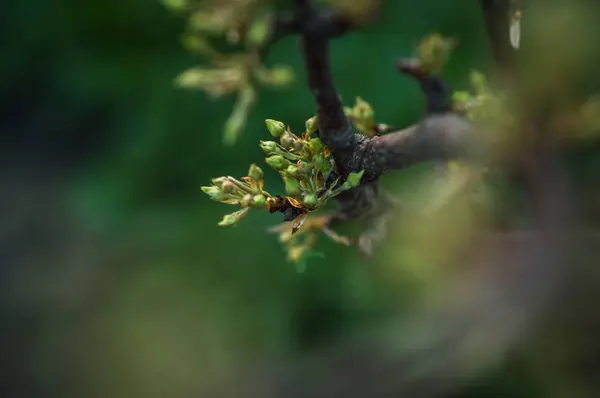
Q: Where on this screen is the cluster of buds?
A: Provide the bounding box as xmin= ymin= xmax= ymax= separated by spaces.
xmin=161 ymin=0 xmax=270 ymax=47
xmin=452 ymin=70 xmax=515 ymax=132
xmin=343 ymin=97 xmax=393 ymax=136
xmin=201 ymin=163 xmax=271 ymax=226
xmin=344 ymin=96 xmax=375 ymax=136
xmin=416 ymin=34 xmax=457 ymax=75
xmin=164 ymin=0 xmax=295 ymax=144
xmin=202 ymin=117 xmax=364 ymax=233
xmin=261 ymin=118 xmax=364 ymax=211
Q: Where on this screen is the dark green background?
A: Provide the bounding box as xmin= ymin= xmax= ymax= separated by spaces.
xmin=2 ymin=1 xmax=599 ymax=397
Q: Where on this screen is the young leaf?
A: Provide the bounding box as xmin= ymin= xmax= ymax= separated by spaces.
xmin=224 ymin=85 xmax=256 ymax=145
xmin=218 ymin=208 xmax=250 ymax=227
xmin=346 ymin=170 xmax=365 ymax=188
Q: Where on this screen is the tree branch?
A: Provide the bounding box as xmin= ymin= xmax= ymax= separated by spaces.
xmin=351 ymin=56 xmax=473 ymax=181
xmin=293 ymin=1 xmax=359 ymax=172
xmin=265 ymin=1 xmax=484 ymax=253
xmin=266 ymin=1 xmax=360 ymax=173
xmin=358 ymin=115 xmax=475 ymax=180
xmin=300 ymin=37 xmax=358 ymax=168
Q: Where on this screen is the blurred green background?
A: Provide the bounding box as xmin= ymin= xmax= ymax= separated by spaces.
xmin=2 ymin=0 xmax=599 ymax=397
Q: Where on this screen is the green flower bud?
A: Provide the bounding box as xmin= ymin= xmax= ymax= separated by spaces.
xmin=218 ymin=213 xmax=237 ymax=226
xmin=265 ymin=119 xmax=286 ymax=137
xmin=252 ymin=194 xmax=266 ymax=208
xmin=240 ymin=193 xmax=253 ymax=207
xmin=211 ymin=176 xmax=228 ymax=185
xmin=294 ymin=141 xmax=305 ymax=152
xmin=303 ymin=193 xmax=318 ymax=208
xmin=260 ymin=140 xmax=278 ymax=154
xmin=248 ymin=164 xmax=264 ymax=181
xmin=201 ymin=186 xmax=224 ymax=201
xmin=313 ymin=154 xmax=324 ymax=171
xmin=305 ymin=116 xmax=318 ymax=134
xmin=298 ymin=161 xmax=312 ymax=175
xmin=221 ymin=180 xmax=235 ymax=194
xmin=280 ymin=132 xmax=295 ymax=149
xmin=284 ymin=177 xmax=301 ymax=196
xmin=266 ymin=155 xmax=286 ymax=170
xmin=309 ymin=138 xmax=324 ymax=153
xmin=355 ymin=97 xmax=374 ymax=119
xmin=286 ymin=165 xmax=299 ymax=177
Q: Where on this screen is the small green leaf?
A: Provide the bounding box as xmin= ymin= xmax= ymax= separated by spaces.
xmin=218 ymin=208 xmax=250 ymax=227
xmin=346 ymin=170 xmax=365 ymax=188
xmin=224 ymin=85 xmax=256 ymax=145
xmin=246 ymin=13 xmax=271 ymax=48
